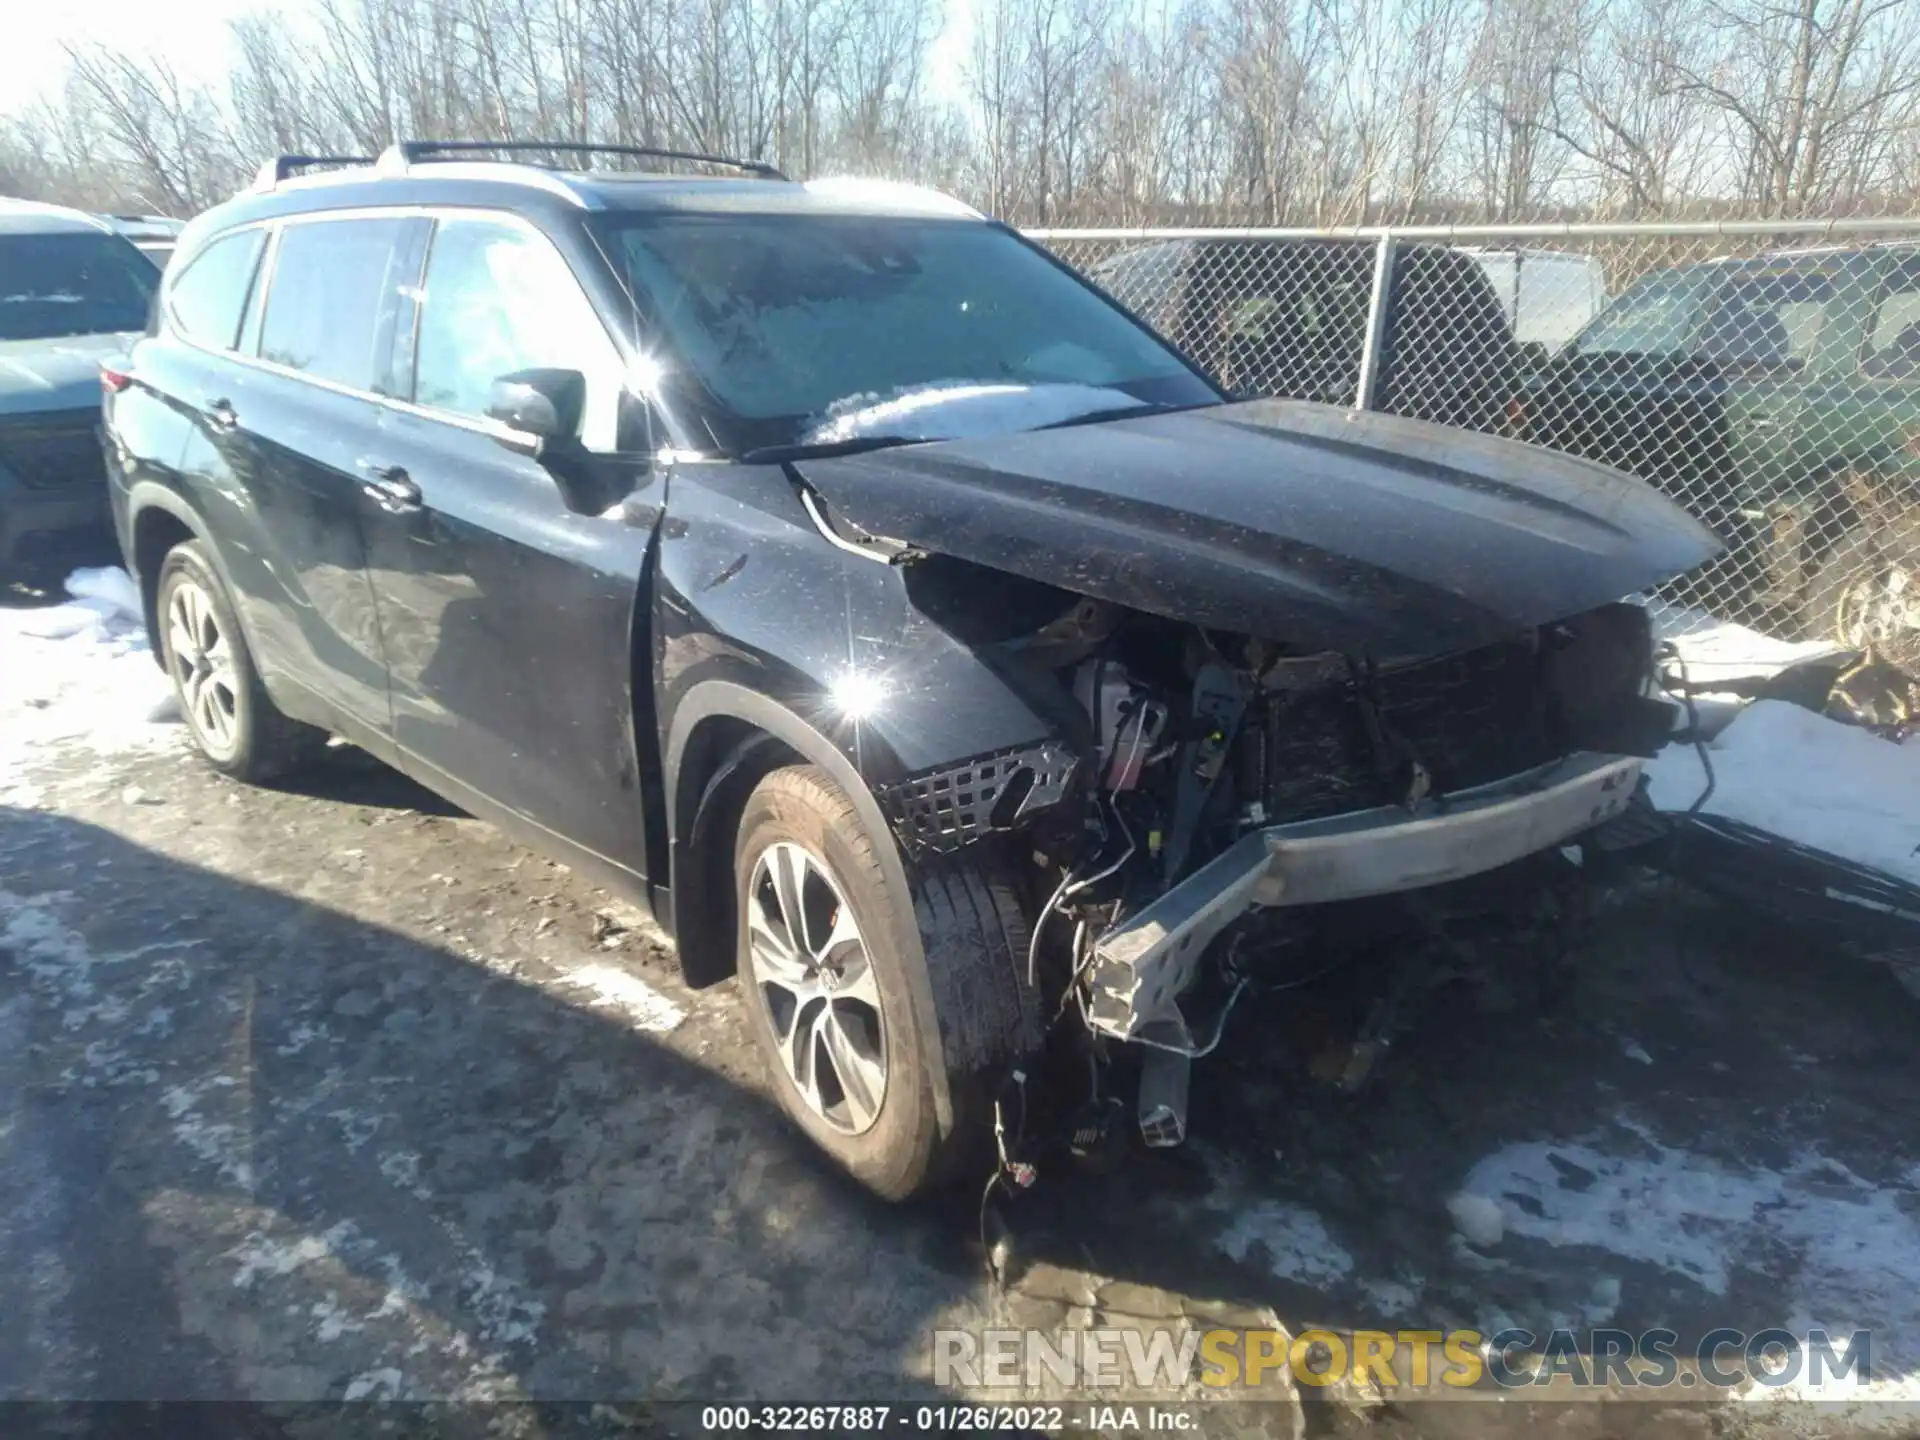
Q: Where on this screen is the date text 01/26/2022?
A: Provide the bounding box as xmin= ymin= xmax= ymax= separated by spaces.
xmin=698 ymin=1404 xmax=1199 ymax=1431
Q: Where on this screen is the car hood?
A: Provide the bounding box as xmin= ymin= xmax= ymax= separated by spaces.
xmin=0 ymin=333 xmax=133 ymax=417
xmin=794 ymin=398 xmax=1721 ymax=659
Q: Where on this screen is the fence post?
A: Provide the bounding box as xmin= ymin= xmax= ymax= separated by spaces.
xmin=1354 ymin=233 xmax=1397 ymax=410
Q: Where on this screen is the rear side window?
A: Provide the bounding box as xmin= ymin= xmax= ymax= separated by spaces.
xmin=167 ymin=229 xmax=265 ymax=349
xmin=259 ymin=218 xmax=409 ymax=391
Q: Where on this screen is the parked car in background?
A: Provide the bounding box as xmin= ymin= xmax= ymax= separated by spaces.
xmin=1459 ymin=247 xmax=1608 ymax=356
xmin=105 ymin=143 xmax=1713 ymax=1198
xmin=1089 ymin=237 xmax=1522 ymax=433
xmin=0 ymin=199 xmax=160 ymax=580
xmin=101 ymin=214 xmax=187 ymax=269
xmin=1517 ymin=244 xmax=1920 ymax=668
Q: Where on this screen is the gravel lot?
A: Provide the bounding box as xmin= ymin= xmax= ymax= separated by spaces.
xmin=5 ymin=583 xmax=1920 ymax=1438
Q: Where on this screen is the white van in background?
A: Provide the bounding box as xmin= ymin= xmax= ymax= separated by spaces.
xmin=1461 ymin=247 xmax=1608 ymax=355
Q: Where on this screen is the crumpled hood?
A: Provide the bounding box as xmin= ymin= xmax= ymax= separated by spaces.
xmin=794 ymin=398 xmax=1722 ymax=659
xmin=0 ymin=333 xmax=134 ymax=417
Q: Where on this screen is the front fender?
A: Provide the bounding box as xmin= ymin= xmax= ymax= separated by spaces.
xmin=654 ymin=462 xmax=1080 ymax=1138
xmin=655 ymin=461 xmax=1059 ymax=796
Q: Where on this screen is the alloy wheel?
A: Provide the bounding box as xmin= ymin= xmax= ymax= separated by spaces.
xmin=1837 ymin=559 xmax=1920 ymax=674
xmin=745 ymin=839 xmax=888 ymax=1135
xmin=167 ymin=578 xmax=240 ymax=760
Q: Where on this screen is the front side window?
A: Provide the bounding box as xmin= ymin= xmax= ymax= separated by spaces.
xmin=594 ymin=213 xmax=1217 ymax=453
xmin=258 ymin=217 xmax=410 ymax=391
xmin=411 ymin=216 xmax=620 ymax=447
xmin=1568 ymin=267 xmax=1712 ymax=359
xmin=0 ymin=232 xmax=157 ymax=341
xmin=167 ymin=229 xmax=265 ymax=350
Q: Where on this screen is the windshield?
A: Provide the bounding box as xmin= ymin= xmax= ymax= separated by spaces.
xmin=1567 ymin=267 xmax=1711 ymax=358
xmin=594 ymin=213 xmax=1218 ymax=453
xmin=0 ymin=232 xmax=157 ymax=341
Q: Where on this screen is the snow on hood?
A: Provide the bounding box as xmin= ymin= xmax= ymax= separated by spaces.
xmin=803 ymin=381 xmax=1141 ymax=446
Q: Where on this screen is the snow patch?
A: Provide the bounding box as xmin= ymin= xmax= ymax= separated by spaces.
xmin=553 ymin=961 xmax=685 ymax=1033
xmin=230 ymin=1221 xmax=358 ymax=1289
xmin=1215 ymin=1201 xmax=1354 ymax=1287
xmin=1459 ymin=1127 xmax=1920 ymax=1389
xmin=1446 ymin=1192 xmax=1506 ymax=1249
xmin=0 ymin=566 xmax=178 ymax=799
xmin=1647 ymin=600 xmax=1845 ymax=687
xmin=804 ymin=381 xmax=1140 ymax=445
xmin=343 ymin=1367 xmax=406 ymax=1401
xmin=1646 ymin=700 xmax=1920 ymax=885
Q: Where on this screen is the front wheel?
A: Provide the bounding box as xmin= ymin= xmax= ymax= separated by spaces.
xmin=1803 ymin=521 xmax=1920 ymax=674
xmin=733 ymin=765 xmax=1039 ymax=1199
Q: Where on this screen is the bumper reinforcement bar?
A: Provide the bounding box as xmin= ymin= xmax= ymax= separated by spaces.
xmin=1085 ymin=752 xmax=1644 ymax=1040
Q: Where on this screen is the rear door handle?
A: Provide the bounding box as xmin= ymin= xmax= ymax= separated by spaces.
xmin=358 ymin=461 xmax=422 ymax=512
xmin=207 ymin=398 xmax=238 ymax=431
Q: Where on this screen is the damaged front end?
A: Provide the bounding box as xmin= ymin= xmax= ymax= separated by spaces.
xmin=872 ymin=565 xmax=1669 ymax=1144
xmin=787 ymin=399 xmax=1717 ymax=1151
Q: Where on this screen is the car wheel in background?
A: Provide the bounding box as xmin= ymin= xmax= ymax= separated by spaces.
xmin=1804 ymin=520 xmax=1920 ymax=676
xmin=733 ymin=764 xmax=1040 ymax=1200
xmin=156 ymin=539 xmax=327 ymax=781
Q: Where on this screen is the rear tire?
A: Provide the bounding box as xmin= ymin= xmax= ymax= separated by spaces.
xmin=733 ymin=764 xmax=1040 ymax=1199
xmin=156 ymin=540 xmax=328 ymax=782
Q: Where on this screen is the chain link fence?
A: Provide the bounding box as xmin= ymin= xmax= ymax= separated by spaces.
xmin=1037 ymin=221 xmax=1920 ymax=674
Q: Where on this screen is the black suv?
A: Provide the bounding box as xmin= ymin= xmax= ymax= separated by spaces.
xmin=107 ymin=143 xmax=1716 ymax=1197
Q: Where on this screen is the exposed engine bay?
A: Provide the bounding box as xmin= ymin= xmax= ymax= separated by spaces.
xmin=879 ymin=558 xmax=1673 ymax=1149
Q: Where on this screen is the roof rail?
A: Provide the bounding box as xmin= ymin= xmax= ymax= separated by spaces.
xmin=252 ymin=154 xmax=377 ymax=190
xmin=384 ymin=139 xmax=788 ymax=181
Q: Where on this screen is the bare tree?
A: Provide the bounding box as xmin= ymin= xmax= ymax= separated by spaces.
xmin=1675 ymin=0 xmax=1920 ymax=213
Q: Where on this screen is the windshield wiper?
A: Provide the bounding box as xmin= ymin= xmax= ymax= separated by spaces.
xmin=740 ymin=434 xmax=927 ymax=465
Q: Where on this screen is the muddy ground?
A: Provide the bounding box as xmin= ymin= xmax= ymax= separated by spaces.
xmin=5 ymin=598 xmax=1920 ymax=1438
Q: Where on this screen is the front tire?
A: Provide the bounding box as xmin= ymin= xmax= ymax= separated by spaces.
xmin=156 ymin=540 xmax=327 ymax=781
xmin=733 ymin=765 xmax=1039 ymax=1199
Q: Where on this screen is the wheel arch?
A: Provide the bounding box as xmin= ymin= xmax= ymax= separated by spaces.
xmin=664 ymin=679 xmax=955 ymax=1134
xmin=125 ymin=485 xmax=214 ymax=667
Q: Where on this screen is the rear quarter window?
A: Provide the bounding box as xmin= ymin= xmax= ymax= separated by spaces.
xmin=166 ymin=229 xmax=266 ymax=350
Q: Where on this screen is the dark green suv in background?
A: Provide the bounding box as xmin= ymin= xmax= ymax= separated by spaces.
xmin=1520 ymin=243 xmax=1920 ymax=669
xmin=0 ymin=200 xmax=160 ymax=581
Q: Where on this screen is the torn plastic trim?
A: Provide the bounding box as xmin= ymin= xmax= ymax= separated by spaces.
xmin=794 ymin=479 xmax=917 ymax=564
xmin=877 ymin=740 xmax=1080 ymax=854
xmin=1084 ymin=751 xmax=1644 ymax=1040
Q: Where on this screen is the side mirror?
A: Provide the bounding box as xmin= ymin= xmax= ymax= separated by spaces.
xmin=486 ymin=368 xmax=586 ymax=457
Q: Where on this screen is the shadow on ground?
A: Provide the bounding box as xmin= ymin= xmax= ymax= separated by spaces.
xmin=0 ymin=802 xmax=974 ymax=1411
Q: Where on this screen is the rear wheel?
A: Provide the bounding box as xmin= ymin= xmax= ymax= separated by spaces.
xmin=733 ymin=764 xmax=1039 ymax=1199
xmin=156 ymin=540 xmax=327 ymax=781
xmin=1804 ymin=521 xmax=1920 ymax=674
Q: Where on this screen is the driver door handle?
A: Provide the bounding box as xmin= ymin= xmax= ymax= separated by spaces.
xmin=358 ymin=462 xmax=422 ymax=512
